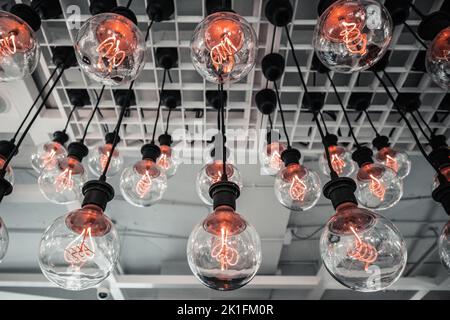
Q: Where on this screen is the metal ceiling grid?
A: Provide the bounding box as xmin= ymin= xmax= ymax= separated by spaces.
xmin=26 ymin=0 xmax=450 ymax=158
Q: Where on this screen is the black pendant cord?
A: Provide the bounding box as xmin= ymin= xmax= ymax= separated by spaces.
xmin=1 ymin=66 xmax=66 ymax=174
xmin=151 ymin=68 xmax=167 ymax=144
xmin=265 ymin=26 xmax=278 ymax=89
xmin=164 ymin=108 xmax=172 ymax=134
xmin=11 ymin=67 xmax=60 ymax=142
xmin=403 ymin=22 xmax=428 ymax=50
xmin=80 ymin=85 xmax=106 ymax=143
xmin=284 ymin=25 xmax=309 ymax=96
xmin=326 ymin=71 xmax=360 ymax=147
xmin=268 ymin=113 xmax=273 ymax=130
xmin=218 ymin=83 xmax=228 ymax=181
xmin=314 ymin=111 xmax=338 ymax=180
xmin=382 ymin=70 xmax=432 ymax=143
xmin=374 ymin=71 xmax=447 ymax=183
xmin=410 ymin=3 xmax=426 ymax=19
xmin=363 ymin=109 xmax=380 ymax=137
xmin=126 ymin=0 xmax=133 ymax=9
xmin=319 ymin=111 xmax=329 ymax=135
xmin=62 ymin=105 xmax=78 ymax=133
xmin=415 ymin=110 xmax=435 ymax=137
xmin=273 ymin=81 xmax=291 ymax=149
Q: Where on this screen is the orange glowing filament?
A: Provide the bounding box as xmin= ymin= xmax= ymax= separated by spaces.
xmin=340 ymin=21 xmax=367 ymax=55
xmin=269 ymin=150 xmax=283 ymax=170
xmin=100 ymin=152 xmax=110 ymax=171
xmin=41 ymin=148 xmax=57 ymax=167
xmin=211 ymin=227 xmax=239 ymax=271
xmin=135 ymin=171 xmax=152 ymax=198
xmin=55 ymin=168 xmax=74 ymax=193
xmin=348 ymin=226 xmax=378 ymax=271
xmin=210 ymin=32 xmax=238 ymax=73
xmin=157 ymin=153 xmax=171 ymax=171
xmin=331 ymin=153 xmax=346 ymax=175
xmin=96 ymin=35 xmax=126 ymax=73
xmin=369 ymin=174 xmax=385 ymax=201
xmin=64 ymin=227 xmax=95 ymax=267
xmin=0 ymin=33 xmax=16 ymax=58
xmin=289 ymin=175 xmax=307 ymax=202
xmin=385 ymin=154 xmax=398 ymax=173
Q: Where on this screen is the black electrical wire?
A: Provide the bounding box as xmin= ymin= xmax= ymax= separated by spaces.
xmin=126 ymin=0 xmax=133 ymax=9
xmin=319 ymin=111 xmax=329 ymax=135
xmin=415 ymin=110 xmax=435 ymax=137
xmin=313 ymin=111 xmax=338 ymax=180
xmin=284 ymin=25 xmax=309 ymax=95
xmin=403 ymin=22 xmax=428 ymax=50
xmin=363 ymin=109 xmax=380 ymax=137
xmin=325 ymin=71 xmax=360 ymax=147
xmin=81 ymin=85 xmax=105 ymax=143
xmin=268 ymin=113 xmax=273 ymax=129
xmin=11 ymin=67 xmax=60 ymax=142
xmin=273 ymin=81 xmax=291 ymax=148
xmin=62 ymin=106 xmax=78 ymax=132
xmin=218 ymin=82 xmax=228 ymax=181
xmin=409 ymin=3 xmax=426 ymax=19
xmin=165 ymin=108 xmax=172 ymax=134
xmin=270 ymin=25 xmax=276 ymax=54
xmin=151 ymin=68 xmax=167 ymax=144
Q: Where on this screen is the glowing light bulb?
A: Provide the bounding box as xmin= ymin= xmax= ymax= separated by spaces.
xmin=135 ymin=169 xmax=153 ymax=198
xmin=320 ymin=202 xmax=407 ymax=292
xmin=289 ymin=174 xmax=307 ymax=202
xmin=426 ymin=27 xmax=450 ymax=89
xmin=374 ymin=147 xmax=411 ymax=180
xmin=156 ymin=145 xmax=180 ymax=179
xmin=261 ymin=141 xmax=286 ymax=175
xmin=96 ymin=34 xmax=126 ymax=73
xmin=187 ymin=205 xmax=261 ymax=291
xmin=88 ymin=143 xmax=123 ymax=177
xmin=319 ymin=145 xmax=355 ymax=177
xmin=368 ymin=173 xmax=385 ymax=201
xmin=191 ymin=11 xmax=257 ymax=83
xmin=313 ymin=0 xmax=392 ymax=73
xmin=0 ymin=33 xmax=16 ymax=57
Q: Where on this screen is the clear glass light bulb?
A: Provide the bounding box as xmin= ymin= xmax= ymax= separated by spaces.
xmin=319 ymin=145 xmax=355 ymax=177
xmin=38 ymin=156 xmax=87 ymax=204
xmin=119 ymin=159 xmax=167 ymax=207
xmin=439 ymin=221 xmax=450 ymax=272
xmin=31 ymin=141 xmax=67 ymax=173
xmin=0 ymin=217 xmax=8 ymax=263
xmin=432 ymin=165 xmax=450 ymax=191
xmin=274 ymin=163 xmax=321 ymax=211
xmin=75 ymin=13 xmax=145 ymax=86
xmin=190 ymin=11 xmax=257 ymax=83
xmin=374 ymin=147 xmax=411 ymax=179
xmin=320 ymin=202 xmax=407 ymax=292
xmin=0 ymin=154 xmax=14 ymax=185
xmin=426 ymin=27 xmax=450 ymax=90
xmin=156 ymin=145 xmax=180 ymax=179
xmin=38 ymin=204 xmax=119 ymax=291
xmin=355 ymin=163 xmax=403 ymax=210
xmin=312 ymin=0 xmax=393 ymax=73
xmin=0 ymin=10 xmax=39 ymax=81
xmin=260 ymin=141 xmax=286 ymax=176
xmin=88 ymin=143 xmax=123 ymax=177
xmin=187 ymin=205 xmax=261 ymax=291
xmin=196 ymin=160 xmax=243 ymax=205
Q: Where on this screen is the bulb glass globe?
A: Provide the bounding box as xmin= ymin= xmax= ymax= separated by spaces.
xmin=88 ymin=143 xmax=123 ymax=177
xmin=319 ymin=145 xmax=355 ymax=177
xmin=0 ymin=217 xmax=8 ymax=263
xmin=156 ymin=145 xmax=181 ymax=178
xmin=374 ymin=147 xmax=411 ymax=180
xmin=260 ymin=141 xmax=286 ymax=176
xmin=31 ymin=141 xmax=67 ymax=173
xmin=426 ymin=27 xmax=450 ymax=90
xmin=439 ymin=221 xmax=450 ymax=272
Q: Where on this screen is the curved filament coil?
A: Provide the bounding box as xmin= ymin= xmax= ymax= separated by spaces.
xmin=210 ymin=33 xmax=238 ymax=73
xmin=211 ymin=227 xmax=239 ymax=271
xmin=40 ymin=149 xmax=57 ymax=168
xmin=0 ymin=34 xmax=16 ymax=58
xmin=348 ymin=226 xmax=378 ymax=271
xmin=331 ymin=153 xmax=346 ymax=175
xmin=99 ymin=151 xmax=110 ymax=171
xmin=157 ymin=154 xmax=170 ymax=171
xmin=135 ymin=171 xmax=152 ymax=198
xmin=289 ymin=175 xmax=307 ymax=202
xmin=369 ymin=173 xmax=385 ymax=201
xmin=211 ymin=169 xmax=223 ymax=184
xmin=269 ymin=150 xmax=283 ymax=170
xmin=64 ymin=227 xmax=95 ymax=267
xmin=55 ymin=168 xmax=74 ymax=193
xmin=340 ymin=21 xmax=367 ymax=55
xmin=385 ymin=154 xmax=398 ymax=173
xmin=96 ymin=35 xmax=126 ymax=73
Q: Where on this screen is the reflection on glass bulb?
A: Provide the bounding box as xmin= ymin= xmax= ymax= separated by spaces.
xmin=0 ymin=217 xmax=8 ymax=263
xmin=135 ymin=169 xmax=153 ymax=198
xmin=31 ymin=141 xmax=67 ymax=173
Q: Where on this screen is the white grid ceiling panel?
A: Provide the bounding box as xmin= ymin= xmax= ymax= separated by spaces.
xmin=27 ymin=0 xmax=450 ymax=155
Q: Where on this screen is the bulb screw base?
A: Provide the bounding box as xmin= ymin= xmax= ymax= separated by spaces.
xmin=158 ymin=133 xmax=173 ymax=147
xmin=67 ymin=142 xmax=89 ymax=162
xmin=256 ymin=89 xmax=277 ymax=115
xmin=82 ymin=180 xmax=115 ymax=211
xmin=147 ymin=0 xmax=174 ymax=22
xmin=352 ymin=146 xmax=374 ymax=168
xmin=430 ymin=134 xmax=448 ymax=150
xmin=209 ymin=181 xmax=240 ymax=211
xmin=111 ymin=6 xmax=138 ymax=25
xmin=0 ymin=177 xmax=12 ymax=203
xmin=323 ymin=177 xmax=358 ymax=210
xmin=10 ymin=4 xmax=41 ymax=32
xmin=323 ymin=134 xmax=338 ymax=148
xmin=52 ymin=131 xmax=69 ymax=145
xmin=105 ymin=132 xmax=120 ymax=145
xmin=0 ymin=140 xmax=17 ymax=159
xmin=141 ymin=143 xmax=161 ymax=162
xmin=265 ymin=0 xmax=293 ymax=27
xmin=281 ymin=148 xmax=301 ymax=166
xmin=262 ymin=53 xmax=285 ymax=82
xmin=372 ymin=135 xmax=390 ymax=151
xmin=432 ymin=182 xmax=450 ymax=215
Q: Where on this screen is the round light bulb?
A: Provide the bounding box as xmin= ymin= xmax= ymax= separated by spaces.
xmin=38 ymin=204 xmax=119 ymax=291
xmin=374 ymin=147 xmax=411 ymax=180
xmin=439 ymin=221 xmax=450 ymax=272
xmin=426 ymin=27 xmax=450 ymax=90
xmin=88 ymin=143 xmax=123 ymax=177
xmin=432 ymin=165 xmax=450 ymax=191
xmin=187 ymin=205 xmax=261 ymax=291
xmin=196 ymin=160 xmax=243 ymax=205
xmin=0 ymin=154 xmax=14 ymax=186
xmin=0 ymin=10 xmax=40 ymax=81
xmin=312 ymin=0 xmax=393 ymax=73
xmin=260 ymin=141 xmax=287 ymax=176
xmin=355 ymin=163 xmax=403 ymax=210
xmin=274 ymin=163 xmax=321 ymax=211
xmin=318 ymin=145 xmax=355 ymax=177
xmin=75 ymin=12 xmax=145 ymax=86
xmin=38 ymin=156 xmax=87 ymax=204
xmin=156 ymin=145 xmax=180 ymax=178
xmin=320 ymin=202 xmax=407 ymax=292
xmin=190 ymin=11 xmax=257 ymax=83
xmin=119 ymin=159 xmax=167 ymax=207
xmin=0 ymin=217 xmax=8 ymax=263
xmin=31 ymin=141 xmax=67 ymax=173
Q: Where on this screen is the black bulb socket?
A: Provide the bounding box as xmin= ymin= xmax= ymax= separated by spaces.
xmin=111 ymin=6 xmax=138 ymax=25
xmin=430 ymin=134 xmax=448 ymax=150
xmin=206 ymin=90 xmax=227 ymax=110
xmin=147 ymin=0 xmax=174 ymax=22
xmin=0 ymin=140 xmax=17 ymax=159
xmin=89 ymin=0 xmax=117 ymax=15
xmin=141 ymin=143 xmax=161 ymax=162
xmin=82 ymin=180 xmax=115 ymax=211
xmin=396 ymin=93 xmax=421 ymax=113
xmin=209 ymin=180 xmax=240 ymax=211
xmin=323 ymin=134 xmax=338 ymax=148
xmin=256 ymin=89 xmax=277 ymax=115
xmin=429 ymin=147 xmax=450 ymax=170
xmin=156 ymin=48 xmax=178 ymax=70
xmin=158 ymin=133 xmax=173 ymax=147
xmin=372 ymin=135 xmax=390 ymax=151
xmin=265 ymin=0 xmax=293 ymax=27
xmin=352 ymin=146 xmax=374 ymax=168
xmin=281 ymin=148 xmax=301 ymax=166
xmin=67 ymin=142 xmax=89 ymax=162
xmin=323 ymin=177 xmax=358 ymax=209
xmin=52 ymin=131 xmax=69 ymax=145
xmin=10 ymin=4 xmax=41 ymax=32
xmin=105 ymin=132 xmax=120 ymax=145
xmin=262 ymin=53 xmax=285 ymax=82
xmin=418 ymin=11 xmax=450 ymax=41
xmin=384 ymin=0 xmax=412 ymax=26
xmin=317 ymin=0 xmax=338 ymax=16
xmin=52 ymin=46 xmax=77 ymax=69
xmin=432 ymin=182 xmax=450 ymax=215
